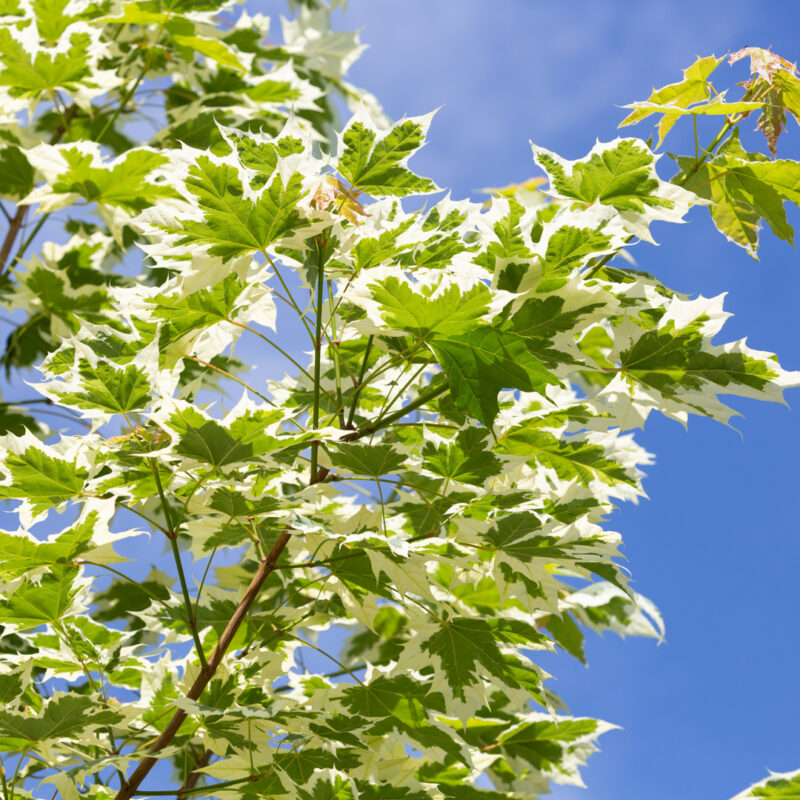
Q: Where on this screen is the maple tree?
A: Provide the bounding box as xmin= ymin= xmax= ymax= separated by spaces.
xmin=0 ymin=2 xmax=796 ymax=799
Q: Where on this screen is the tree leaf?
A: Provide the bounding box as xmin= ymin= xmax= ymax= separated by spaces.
xmin=0 ymin=145 xmax=34 ymax=199
xmin=47 ymin=360 xmax=151 ymax=416
xmin=533 ymin=138 xmax=700 ymax=242
xmin=369 ymin=278 xmax=490 ymax=337
xmin=430 ymin=326 xmax=558 ymax=426
xmin=0 ymin=694 xmax=122 ymax=750
xmin=0 ymin=565 xmax=82 ymax=630
xmin=0 ymin=28 xmax=94 ymax=98
xmin=164 ymin=156 xmax=308 ymax=260
xmin=340 ymin=676 xmax=459 ymax=757
xmin=619 ymin=54 xmax=724 ymax=144
xmin=166 ymin=406 xmax=288 ymax=469
xmin=676 ymin=131 xmax=800 ymax=256
xmin=0 ymin=443 xmax=87 ymax=518
xmin=329 ymin=443 xmax=406 ymax=478
xmin=337 ymin=115 xmax=439 ymax=197
xmin=731 ymin=768 xmax=800 ymax=799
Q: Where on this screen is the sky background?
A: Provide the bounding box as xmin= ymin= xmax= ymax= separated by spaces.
xmin=286 ymin=2 xmax=800 ymax=798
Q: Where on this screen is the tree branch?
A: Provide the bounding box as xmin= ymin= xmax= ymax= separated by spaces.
xmin=0 ymin=206 xmax=27 ymax=274
xmin=177 ymin=749 xmax=212 ymax=798
xmin=113 ymin=528 xmax=294 ymax=800
xmin=311 ymin=379 xmax=450 ymax=484
xmin=0 ymin=104 xmax=77 ymax=276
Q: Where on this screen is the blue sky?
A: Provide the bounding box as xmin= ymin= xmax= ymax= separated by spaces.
xmin=309 ymin=2 xmax=800 ymax=798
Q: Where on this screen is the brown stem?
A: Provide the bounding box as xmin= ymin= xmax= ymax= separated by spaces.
xmin=113 ymin=530 xmax=293 ymax=800
xmin=0 ymin=105 xmax=77 ymax=275
xmin=177 ymin=749 xmax=212 ymax=797
xmin=0 ymin=206 xmax=27 ymax=273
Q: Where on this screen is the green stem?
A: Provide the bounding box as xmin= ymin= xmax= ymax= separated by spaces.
xmin=262 ymin=250 xmax=315 ymax=341
xmin=96 ymin=17 xmax=167 ymax=144
xmin=272 ymin=664 xmax=366 ymax=691
xmin=121 ymin=411 xmax=207 ymax=667
xmin=674 ymin=118 xmax=735 ymax=186
xmin=150 ymin=460 xmax=208 ymax=669
xmin=345 ymin=335 xmax=373 ymax=428
xmin=584 ymin=237 xmax=631 ymax=278
xmin=0 ymin=398 xmax=52 ymax=406
xmin=673 ymin=83 xmax=760 ymax=186
xmin=131 ymin=776 xmax=256 ymax=797
xmin=1 ymin=759 xmax=10 ymax=800
xmin=80 ymin=560 xmax=185 ymax=622
xmin=192 ymin=547 xmax=217 ymax=622
xmin=326 ymin=280 xmax=345 ymax=426
xmin=344 ymin=379 xmax=449 ymax=441
xmin=111 ymin=499 xmax=170 ymax=536
xmin=182 ymin=354 xmax=286 ymax=414
xmin=280 ymin=630 xmax=365 ymax=686
xmin=225 ymin=318 xmax=329 ymax=396
xmin=9 ymin=749 xmax=28 ymax=800
xmin=371 ymin=357 xmax=433 ymax=432
xmin=310 ymin=239 xmax=327 ymax=480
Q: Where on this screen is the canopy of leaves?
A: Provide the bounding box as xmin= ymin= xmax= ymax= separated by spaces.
xmin=0 ymin=6 xmax=793 ymax=800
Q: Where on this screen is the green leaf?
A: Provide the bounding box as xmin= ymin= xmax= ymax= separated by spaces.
xmin=732 ymin=768 xmax=800 ymax=799
xmin=0 ymin=444 xmax=87 ymax=518
xmin=167 ymin=406 xmax=286 ymax=469
xmin=32 ymin=0 xmax=85 ymax=44
xmin=0 ymin=405 xmax=42 ymax=437
xmin=618 ymin=319 xmax=778 ymax=398
xmin=484 ymin=512 xmax=628 ymax=593
xmin=429 ymin=326 xmax=558 ymax=426
xmin=624 ymin=100 xmax=763 ymax=119
xmin=534 ymin=224 xmax=614 ymax=292
xmin=474 ymin=198 xmax=534 ymax=275
xmin=543 ymin=612 xmax=586 ymax=663
xmin=421 ymin=617 xmax=545 ymax=704
xmin=165 ymin=156 xmax=308 ymax=260
xmin=370 ymin=278 xmax=490 ymax=337
xmin=495 ymin=716 xmax=605 ymax=773
xmin=341 ymin=676 xmax=459 ymax=756
xmin=677 ymin=131 xmax=800 ymax=256
xmin=48 ymin=360 xmax=151 ymax=416
xmin=0 ymin=666 xmax=27 ymax=707
xmin=497 ymin=426 xmax=636 ymax=487
xmin=149 ymin=272 xmax=265 ymax=347
xmin=329 ymin=443 xmax=406 ymax=478
xmin=352 ymin=217 xmax=416 ymax=271
xmin=172 ymin=34 xmax=246 ymax=71
xmin=0 ymin=28 xmax=94 ymax=98
xmin=506 ymin=294 xmax=605 ymax=368
xmin=98 ymin=1 xmax=171 ymax=25
xmin=619 ymin=54 xmax=724 ymax=144
xmin=0 ymin=694 xmax=122 ymax=750
xmin=48 ymin=147 xmax=174 ymax=211
xmin=0 ymin=510 xmax=119 ymax=580
xmin=534 ymin=138 xmax=668 ymax=213
xmin=337 ymin=116 xmax=438 ymax=196
xmin=0 ymin=145 xmax=34 ymax=199
xmin=244 ymin=78 xmax=300 ymax=104
xmin=421 ymin=428 xmax=502 ymax=485
xmin=0 ymin=566 xmax=82 ymax=630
